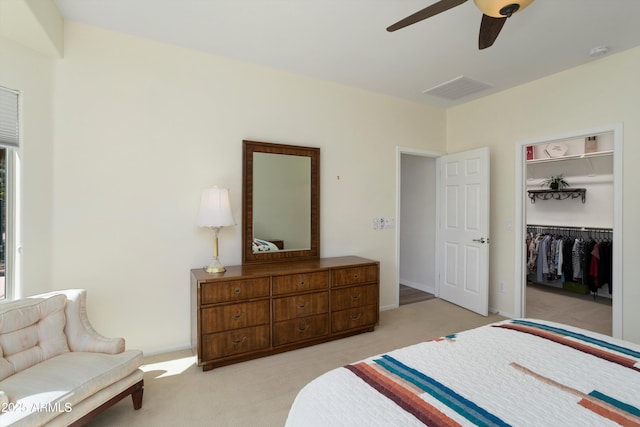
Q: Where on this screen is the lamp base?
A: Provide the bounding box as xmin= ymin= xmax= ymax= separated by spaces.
xmin=205 ymin=257 xmax=226 ymax=274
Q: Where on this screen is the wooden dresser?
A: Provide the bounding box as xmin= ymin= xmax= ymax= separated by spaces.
xmin=191 ymin=256 xmax=379 ymax=371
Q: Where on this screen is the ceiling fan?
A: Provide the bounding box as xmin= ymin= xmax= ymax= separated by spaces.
xmin=387 ymin=0 xmax=534 ymax=50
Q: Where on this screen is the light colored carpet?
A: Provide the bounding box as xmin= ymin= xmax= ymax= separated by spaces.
xmin=526 ymin=283 xmax=612 ymax=336
xmin=86 ymin=298 xmax=504 ymax=427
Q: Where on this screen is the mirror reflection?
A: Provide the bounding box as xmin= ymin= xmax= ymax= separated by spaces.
xmin=252 ymin=152 xmax=311 ymax=253
xmin=242 ymin=140 xmax=319 ymax=264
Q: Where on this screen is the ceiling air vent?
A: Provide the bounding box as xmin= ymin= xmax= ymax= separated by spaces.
xmin=423 ymin=76 xmax=492 ymax=100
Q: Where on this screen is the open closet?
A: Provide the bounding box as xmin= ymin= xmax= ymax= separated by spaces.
xmin=526 ymin=225 xmax=613 ymax=298
xmin=524 ymin=132 xmax=614 ymax=334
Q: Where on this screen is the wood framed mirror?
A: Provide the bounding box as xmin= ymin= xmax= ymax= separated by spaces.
xmin=242 ymin=140 xmax=320 ymax=264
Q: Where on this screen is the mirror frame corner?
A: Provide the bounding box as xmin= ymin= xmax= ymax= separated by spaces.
xmin=242 ymin=140 xmax=320 ymax=264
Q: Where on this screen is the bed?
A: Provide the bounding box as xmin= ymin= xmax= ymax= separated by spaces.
xmin=252 ymin=238 xmax=281 ymax=252
xmin=286 ymin=319 xmax=640 ymax=426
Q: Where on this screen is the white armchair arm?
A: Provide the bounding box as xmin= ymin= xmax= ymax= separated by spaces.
xmin=35 ymin=289 xmax=125 ymax=354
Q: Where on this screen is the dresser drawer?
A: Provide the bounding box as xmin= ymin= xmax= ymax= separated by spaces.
xmin=201 ymin=300 xmax=270 ymax=334
xmin=272 ymin=271 xmax=329 ymax=295
xmin=202 ymin=325 xmax=270 ymax=360
xmin=332 ymin=265 xmax=378 ymax=287
xmin=331 ymin=284 xmax=377 ymax=311
xmin=273 ymin=291 xmax=328 ymax=322
xmin=200 ymin=277 xmax=270 ymax=304
xmin=273 ymin=314 xmax=329 ymax=346
xmin=191 ymin=257 xmax=380 ymax=370
xmin=331 ymin=305 xmax=378 ymax=333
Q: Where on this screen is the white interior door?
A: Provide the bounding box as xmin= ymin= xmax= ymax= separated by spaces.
xmin=437 ymin=147 xmax=490 ymax=316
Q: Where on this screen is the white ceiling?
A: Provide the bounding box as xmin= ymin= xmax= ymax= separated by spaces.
xmin=53 ymin=0 xmax=640 ymax=108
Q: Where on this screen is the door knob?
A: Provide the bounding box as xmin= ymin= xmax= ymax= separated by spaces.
xmin=472 ymin=237 xmax=489 ymax=244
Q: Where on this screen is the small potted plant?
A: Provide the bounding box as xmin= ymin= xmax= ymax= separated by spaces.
xmin=541 ymin=174 xmax=569 ymax=190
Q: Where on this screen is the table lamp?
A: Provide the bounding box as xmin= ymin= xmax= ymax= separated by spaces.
xmin=197 ymin=186 xmax=235 ymax=273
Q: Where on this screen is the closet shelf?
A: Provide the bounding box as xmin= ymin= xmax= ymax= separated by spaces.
xmin=526 ymin=150 xmax=613 ymax=164
xmin=527 ymin=188 xmax=586 ymax=204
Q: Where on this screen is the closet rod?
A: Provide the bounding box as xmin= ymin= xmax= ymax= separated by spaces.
xmin=527 ymin=224 xmax=613 ymax=233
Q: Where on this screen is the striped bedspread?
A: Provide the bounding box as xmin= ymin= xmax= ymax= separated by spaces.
xmin=286 ymin=319 xmax=640 ymax=426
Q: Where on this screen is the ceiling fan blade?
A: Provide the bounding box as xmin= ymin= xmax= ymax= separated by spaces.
xmin=387 ymin=0 xmax=468 ymax=32
xmin=478 ymin=14 xmax=507 ymax=49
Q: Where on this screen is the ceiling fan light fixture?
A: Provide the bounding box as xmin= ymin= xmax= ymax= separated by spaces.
xmin=473 ymin=0 xmax=533 ymax=18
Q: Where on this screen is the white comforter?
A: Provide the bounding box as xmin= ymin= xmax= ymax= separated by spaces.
xmin=286 ymin=319 xmax=640 ymax=426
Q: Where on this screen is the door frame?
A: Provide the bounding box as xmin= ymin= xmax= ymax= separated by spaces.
xmin=513 ymin=123 xmax=623 ymax=338
xmin=395 ymin=147 xmax=445 ymax=308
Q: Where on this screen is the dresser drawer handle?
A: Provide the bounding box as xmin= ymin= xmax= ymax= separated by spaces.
xmin=351 ymin=294 xmax=361 ymax=300
xmin=233 ymin=287 xmax=242 ymax=295
xmin=353 ymin=273 xmax=359 ymax=279
xmin=299 ymin=280 xmax=306 ymax=286
xmin=232 ymin=336 xmax=247 ymax=345
xmin=297 ymin=302 xmax=307 ymax=309
xmin=350 ymin=313 xmax=362 ymax=321
xmin=232 ymin=311 xmax=245 ymax=320
xmin=297 ymin=324 xmax=310 ymax=332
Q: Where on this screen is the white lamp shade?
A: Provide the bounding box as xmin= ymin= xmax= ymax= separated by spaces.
xmin=197 ymin=187 xmax=235 ymax=227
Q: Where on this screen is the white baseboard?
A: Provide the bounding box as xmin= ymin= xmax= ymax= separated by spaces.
xmin=143 ymin=343 xmax=192 ymax=357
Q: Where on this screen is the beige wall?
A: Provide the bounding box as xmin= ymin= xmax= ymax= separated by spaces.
xmin=49 ymin=22 xmax=445 ymax=353
xmin=0 ymin=37 xmax=54 ymax=299
xmin=447 ymin=46 xmax=640 ymax=343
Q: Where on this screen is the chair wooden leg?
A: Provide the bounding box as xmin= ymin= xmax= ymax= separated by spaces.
xmin=131 ymin=380 xmax=144 ymax=410
xmin=68 ymin=379 xmax=145 ymax=426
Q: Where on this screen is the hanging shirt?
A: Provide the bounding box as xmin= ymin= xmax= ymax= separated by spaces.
xmin=572 ymin=238 xmax=584 ymax=280
xmin=536 ymin=236 xmax=547 ymax=282
xmin=556 ymin=238 xmax=563 ymax=279
xmin=527 ymin=235 xmax=539 ymax=272
xmin=549 ymin=237 xmax=557 ymax=276
xmin=589 ymin=242 xmax=601 ymax=291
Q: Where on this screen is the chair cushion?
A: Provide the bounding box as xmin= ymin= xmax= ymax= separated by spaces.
xmin=0 ymin=350 xmax=143 ymax=426
xmin=0 ymin=294 xmax=69 ymax=380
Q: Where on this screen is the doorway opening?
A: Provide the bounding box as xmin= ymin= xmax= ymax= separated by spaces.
xmin=514 ymin=124 xmax=623 ymax=338
xmin=396 ymin=148 xmax=442 ymax=307
xmin=397 ymin=146 xmax=491 ymax=315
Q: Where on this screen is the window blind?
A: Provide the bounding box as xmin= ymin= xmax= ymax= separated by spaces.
xmin=0 ymin=86 xmax=19 ymax=148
